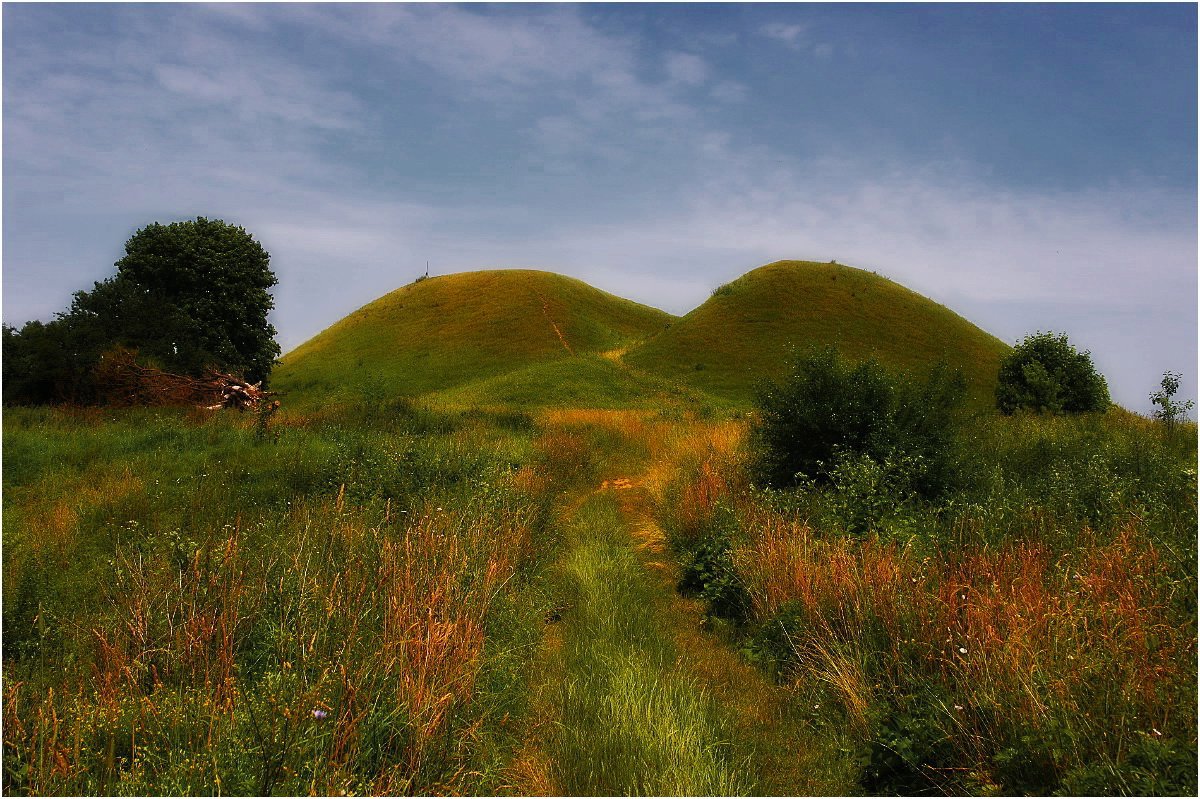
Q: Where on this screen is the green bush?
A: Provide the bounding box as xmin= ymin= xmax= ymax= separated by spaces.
xmin=675 ymin=506 xmax=750 ymax=623
xmin=750 ymin=347 xmax=965 ymax=499
xmin=4 ymin=217 xmax=280 ymax=405
xmin=995 ymin=331 xmax=1109 ymax=414
xmin=822 ymin=451 xmax=924 ymax=536
xmin=862 ymin=691 xmax=967 ymax=795
xmin=1150 ymin=370 xmax=1195 ymax=436
xmin=1057 ymin=732 xmax=1198 ymax=796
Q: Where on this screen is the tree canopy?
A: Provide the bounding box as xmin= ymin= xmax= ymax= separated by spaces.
xmin=3 ymin=217 xmax=279 ymax=405
xmin=995 ymin=332 xmax=1109 ymax=415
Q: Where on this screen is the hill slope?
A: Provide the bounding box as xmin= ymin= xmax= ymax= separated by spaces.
xmin=626 ymin=260 xmax=1009 ymax=405
xmin=273 ymin=270 xmax=674 ymax=404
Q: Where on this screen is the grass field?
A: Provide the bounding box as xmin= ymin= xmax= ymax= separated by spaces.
xmin=4 ymin=265 xmax=1196 ymax=796
xmin=626 ymin=260 xmax=1010 ymax=407
xmin=271 ymin=270 xmax=673 ymax=408
xmin=658 ymin=409 xmax=1197 ymax=795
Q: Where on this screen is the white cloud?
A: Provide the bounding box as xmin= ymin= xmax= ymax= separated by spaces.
xmin=761 ymin=20 xmax=836 ymax=60
xmin=152 ymin=63 xmax=361 ymax=130
xmin=711 ymin=80 xmax=749 ymax=103
xmin=813 ymin=43 xmax=835 ymax=60
xmin=664 ymin=52 xmax=708 ymax=86
xmin=762 ymin=22 xmax=807 ymax=48
xmin=307 ymin=4 xmax=630 ymax=95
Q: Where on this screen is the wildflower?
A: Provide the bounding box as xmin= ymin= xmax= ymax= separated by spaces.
xmin=312 ymin=709 xmax=328 ymax=720
xmin=958 ymin=646 xmax=968 ymax=654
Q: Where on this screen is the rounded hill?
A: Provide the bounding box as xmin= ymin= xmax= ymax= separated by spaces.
xmin=273 ymin=270 xmax=674 ymax=403
xmin=625 ymin=260 xmax=1010 ymax=406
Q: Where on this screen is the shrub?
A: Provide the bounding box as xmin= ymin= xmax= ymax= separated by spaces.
xmin=822 ymin=451 xmax=925 ymax=536
xmin=995 ymin=332 xmax=1109 ymax=414
xmin=750 ymin=348 xmax=965 ymax=499
xmin=1150 ymin=370 xmax=1194 ymax=436
xmin=675 ymin=505 xmax=750 ymax=623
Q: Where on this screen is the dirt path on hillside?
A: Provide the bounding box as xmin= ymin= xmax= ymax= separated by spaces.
xmin=535 ymin=292 xmax=575 ymax=355
xmin=504 ymin=465 xmax=844 ymax=795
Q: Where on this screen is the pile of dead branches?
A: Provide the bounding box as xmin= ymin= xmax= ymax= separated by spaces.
xmin=204 ymin=375 xmax=270 ymax=411
xmin=93 ymin=348 xmax=276 ymax=410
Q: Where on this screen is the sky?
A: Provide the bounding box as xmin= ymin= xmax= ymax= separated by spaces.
xmin=3 ymin=2 xmax=1196 ymax=412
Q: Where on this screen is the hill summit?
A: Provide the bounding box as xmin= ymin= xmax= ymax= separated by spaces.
xmin=271 ymin=269 xmax=673 ymax=404
xmin=274 ymin=262 xmax=1009 ymax=409
xmin=626 ymin=260 xmax=1009 ymax=405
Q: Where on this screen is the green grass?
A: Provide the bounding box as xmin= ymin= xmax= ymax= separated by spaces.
xmin=272 ymin=270 xmax=674 ymax=408
xmin=2 ymin=404 xmax=553 ymax=795
xmin=627 ymin=260 xmax=1011 ymax=407
xmin=5 ymin=261 xmax=1193 ymax=796
xmin=430 ymin=354 xmax=718 ymax=411
xmin=660 ymin=407 xmax=1198 ymax=796
xmin=547 ymin=496 xmax=752 ymax=796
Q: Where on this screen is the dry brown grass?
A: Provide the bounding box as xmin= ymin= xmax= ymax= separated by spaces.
xmin=731 ymin=507 xmax=1193 ymax=757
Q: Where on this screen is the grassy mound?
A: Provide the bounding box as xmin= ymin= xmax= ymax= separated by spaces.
xmin=273 ymin=270 xmax=674 ymax=406
xmin=626 ymin=260 xmax=1009 ymax=406
xmin=430 ymin=355 xmax=715 ymax=411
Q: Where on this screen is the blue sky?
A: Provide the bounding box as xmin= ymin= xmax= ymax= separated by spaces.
xmin=3 ymin=2 xmax=1196 ymax=411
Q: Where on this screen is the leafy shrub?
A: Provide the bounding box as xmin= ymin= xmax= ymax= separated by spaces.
xmin=4 ymin=218 xmax=280 ymax=405
xmin=1058 ymin=732 xmax=1198 ymax=796
xmin=863 ymin=691 xmax=968 ymax=795
xmin=821 ymin=451 xmax=924 ymax=536
xmin=676 ymin=505 xmax=750 ymax=623
xmin=751 ymin=347 xmax=965 ymax=499
xmin=995 ymin=331 xmax=1109 ymax=414
xmin=1150 ymin=370 xmax=1194 ymax=436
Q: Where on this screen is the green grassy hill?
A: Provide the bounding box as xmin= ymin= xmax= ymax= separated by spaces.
xmin=429 ymin=354 xmax=712 ymax=410
xmin=275 ymin=262 xmax=1010 ymax=411
xmin=272 ymin=270 xmax=675 ymax=406
xmin=625 ymin=260 xmax=1010 ymax=406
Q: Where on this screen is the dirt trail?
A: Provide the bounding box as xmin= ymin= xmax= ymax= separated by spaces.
xmin=535 ymin=292 xmax=574 ymax=355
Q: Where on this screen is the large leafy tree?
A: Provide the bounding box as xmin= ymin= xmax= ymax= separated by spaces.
xmin=111 ymin=217 xmax=280 ymax=381
xmin=995 ymin=332 xmax=1109 ymax=414
xmin=3 ymin=217 xmax=279 ymax=405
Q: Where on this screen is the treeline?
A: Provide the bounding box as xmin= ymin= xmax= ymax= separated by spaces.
xmin=3 ymin=218 xmax=279 ymax=405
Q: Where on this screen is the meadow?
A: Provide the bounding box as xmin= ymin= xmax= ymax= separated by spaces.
xmin=3 ymin=401 xmax=555 ymax=794
xmin=4 ymin=396 xmax=1195 ymax=796
xmin=3 ymin=262 xmax=1196 ymax=795
xmin=660 ymin=409 xmax=1197 ymax=795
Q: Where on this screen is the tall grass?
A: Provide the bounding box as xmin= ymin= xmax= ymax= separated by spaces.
xmin=658 ymin=410 xmax=1198 ymax=795
xmin=3 ymin=404 xmax=551 ymax=795
xmin=547 ymin=497 xmax=751 ymax=796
